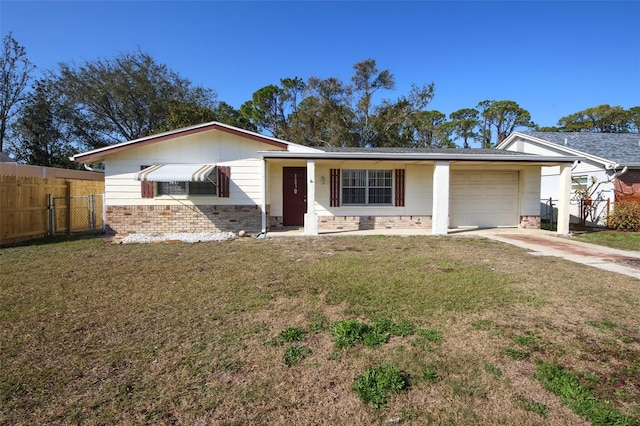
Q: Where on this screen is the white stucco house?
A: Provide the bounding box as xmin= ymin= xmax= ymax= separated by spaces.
xmin=498 ymin=132 xmax=640 ymax=226
xmin=72 ymin=122 xmax=580 ymax=236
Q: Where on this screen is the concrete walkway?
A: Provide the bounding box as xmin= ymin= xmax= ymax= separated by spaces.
xmin=477 ymin=230 xmax=640 ymax=280
xmin=267 ymin=227 xmax=640 ymax=280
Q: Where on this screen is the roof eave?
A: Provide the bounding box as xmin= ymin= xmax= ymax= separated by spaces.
xmin=259 ymin=150 xmax=581 ymax=163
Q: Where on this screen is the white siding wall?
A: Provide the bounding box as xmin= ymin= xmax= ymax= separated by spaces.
xmin=268 ymin=161 xmax=539 ymax=220
xmin=521 ymin=166 xmax=542 ymax=216
xmin=105 ymin=130 xmax=282 ymax=206
xmin=266 ymin=161 xmax=434 ymax=217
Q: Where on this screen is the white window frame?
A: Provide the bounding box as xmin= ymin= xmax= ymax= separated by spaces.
xmin=341 ymin=169 xmax=393 ymax=206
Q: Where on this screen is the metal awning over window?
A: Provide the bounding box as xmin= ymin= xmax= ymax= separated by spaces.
xmin=134 ymin=164 xmax=216 ymax=182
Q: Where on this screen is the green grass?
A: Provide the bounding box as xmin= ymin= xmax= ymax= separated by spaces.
xmin=534 ymin=361 xmax=639 ymax=425
xmin=574 ymin=230 xmax=640 ymax=251
xmin=1 ymin=235 xmax=639 ymax=424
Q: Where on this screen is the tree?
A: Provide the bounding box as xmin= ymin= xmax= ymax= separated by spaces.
xmin=449 ymin=108 xmax=479 ymax=148
xmin=405 ymin=110 xmax=454 ymax=148
xmin=213 ymin=101 xmax=256 ymax=131
xmin=9 ymin=79 xmax=77 ymax=168
xmin=628 ymin=106 xmax=640 ymax=133
xmin=299 ymin=76 xmax=357 ymax=147
xmin=350 ymin=59 xmax=395 ymax=147
xmin=240 ymin=84 xmax=288 ymax=138
xmin=53 ymin=50 xmax=216 ymax=151
xmin=163 ymin=102 xmax=217 ymax=131
xmin=0 ymin=33 xmax=35 ymax=153
xmin=477 ymin=100 xmax=534 ymax=146
xmin=557 ymin=104 xmax=630 ymax=133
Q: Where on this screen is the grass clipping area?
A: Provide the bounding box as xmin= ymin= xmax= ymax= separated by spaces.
xmin=1 ymin=235 xmax=639 ymax=425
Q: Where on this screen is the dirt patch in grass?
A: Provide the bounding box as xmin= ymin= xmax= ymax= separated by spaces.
xmin=1 ymin=235 xmax=638 ymax=424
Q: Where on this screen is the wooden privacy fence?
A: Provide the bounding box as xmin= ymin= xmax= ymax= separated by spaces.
xmin=0 ymin=175 xmax=105 ymax=245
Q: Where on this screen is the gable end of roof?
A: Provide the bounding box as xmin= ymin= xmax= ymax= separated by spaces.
xmin=72 ymin=122 xmax=293 ymax=163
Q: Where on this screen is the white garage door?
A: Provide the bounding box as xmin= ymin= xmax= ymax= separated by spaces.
xmin=450 ymin=171 xmax=519 ymax=228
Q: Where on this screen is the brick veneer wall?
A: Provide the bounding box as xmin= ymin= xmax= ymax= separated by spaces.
xmin=317 ymin=215 xmax=432 ymax=231
xmin=269 ymin=216 xmax=285 ymax=230
xmin=615 ymin=170 xmax=640 ymax=201
xmin=519 ymin=215 xmax=541 ymax=229
xmin=106 ymin=205 xmax=263 ymax=235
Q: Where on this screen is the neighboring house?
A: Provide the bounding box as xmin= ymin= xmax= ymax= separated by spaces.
xmin=497 ymin=132 xmax=640 ymax=225
xmin=72 ymin=122 xmax=579 ymax=236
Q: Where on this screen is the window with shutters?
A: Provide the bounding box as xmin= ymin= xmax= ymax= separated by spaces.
xmin=342 ymin=169 xmax=393 ymax=205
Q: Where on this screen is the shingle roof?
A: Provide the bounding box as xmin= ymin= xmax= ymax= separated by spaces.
xmin=525 ymin=132 xmax=640 ymax=165
xmin=321 ymin=146 xmax=529 ymax=156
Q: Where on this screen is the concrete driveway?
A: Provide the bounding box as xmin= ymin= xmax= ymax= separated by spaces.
xmin=453 ymin=228 xmax=640 ymax=280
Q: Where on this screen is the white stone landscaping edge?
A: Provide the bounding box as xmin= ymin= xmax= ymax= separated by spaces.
xmin=120 ymin=232 xmax=237 ymax=244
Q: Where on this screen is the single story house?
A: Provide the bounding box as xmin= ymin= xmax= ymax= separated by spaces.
xmin=72 ymin=122 xmax=580 ymax=236
xmin=497 ymin=132 xmax=640 ymax=225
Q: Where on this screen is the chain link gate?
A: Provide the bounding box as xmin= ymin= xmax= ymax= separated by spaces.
xmin=49 ymin=194 xmax=105 ymax=235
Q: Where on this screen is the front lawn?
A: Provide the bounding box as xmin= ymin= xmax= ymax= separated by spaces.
xmin=574 ymin=230 xmax=640 ymax=251
xmin=1 ymin=236 xmax=638 ymax=424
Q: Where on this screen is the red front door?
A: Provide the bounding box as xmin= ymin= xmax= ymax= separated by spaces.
xmin=283 ymin=167 xmax=307 ymax=226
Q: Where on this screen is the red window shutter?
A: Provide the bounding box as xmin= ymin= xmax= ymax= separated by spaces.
xmin=395 ymin=169 xmax=405 ymax=207
xmin=218 ymin=166 xmax=230 ymax=197
xmin=330 ymin=168 xmax=340 ymax=207
xmin=140 ymin=165 xmax=154 ymax=198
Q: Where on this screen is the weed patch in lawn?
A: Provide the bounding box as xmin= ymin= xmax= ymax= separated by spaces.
xmin=279 ymin=327 xmax=307 ymax=343
xmin=353 ymin=364 xmax=408 ymax=409
xmin=330 ymin=318 xmax=417 ymax=349
xmin=472 ymin=319 xmax=495 ymax=330
xmin=513 ymin=394 xmax=549 ymax=418
xmin=284 ymin=345 xmax=313 ymax=367
xmin=587 ymin=317 xmax=617 ymax=332
xmin=512 ymin=332 xmax=547 ymax=352
xmin=421 ymin=367 xmax=440 ymax=384
xmin=504 ymin=348 xmax=530 ymax=360
xmin=534 ymin=361 xmax=638 ymax=425
xmin=307 ymin=312 xmax=330 ymax=333
xmin=416 ymin=328 xmax=443 ymax=343
xmin=484 ymin=362 xmax=503 ymax=378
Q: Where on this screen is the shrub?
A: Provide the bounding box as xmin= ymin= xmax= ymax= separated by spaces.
xmin=608 ymin=201 xmax=640 ymax=231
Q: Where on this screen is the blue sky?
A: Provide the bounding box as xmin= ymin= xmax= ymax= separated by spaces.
xmin=2 ymin=1 xmax=639 ymax=136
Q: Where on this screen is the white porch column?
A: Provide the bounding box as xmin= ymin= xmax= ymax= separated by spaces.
xmin=556 ymin=162 xmax=572 ymax=235
xmin=304 ymin=159 xmax=318 ymax=235
xmin=260 ymin=158 xmax=267 ymax=234
xmin=432 ymin=161 xmax=450 ymax=235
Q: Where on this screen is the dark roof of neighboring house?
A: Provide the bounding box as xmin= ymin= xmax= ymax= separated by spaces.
xmin=525 ymin=132 xmax=640 ymax=165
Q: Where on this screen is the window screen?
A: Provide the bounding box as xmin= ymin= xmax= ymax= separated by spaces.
xmin=342 ymin=170 xmax=392 ymax=205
